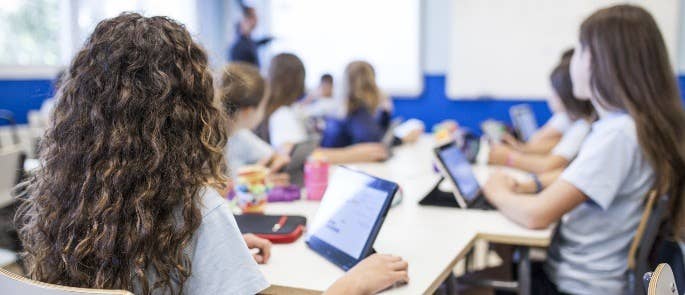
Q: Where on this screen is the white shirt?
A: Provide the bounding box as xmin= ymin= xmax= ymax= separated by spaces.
xmin=226 ymin=129 xmax=273 ymax=177
xmin=546 ymin=112 xmax=572 ymax=133
xmin=269 ymin=105 xmax=308 ymax=148
xmin=298 ymin=97 xmax=342 ymax=119
xmin=183 ymin=187 xmax=270 ymax=295
xmin=551 ymin=119 xmax=591 ymax=161
xmin=546 ymin=113 xmax=653 ymax=294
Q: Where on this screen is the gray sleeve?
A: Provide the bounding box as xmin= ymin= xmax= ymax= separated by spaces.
xmin=184 ymin=191 xmax=269 ymax=295
xmin=561 ymin=129 xmax=636 ymax=210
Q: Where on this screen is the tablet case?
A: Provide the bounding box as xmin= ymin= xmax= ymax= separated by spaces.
xmin=235 ymin=214 xmax=307 ymax=244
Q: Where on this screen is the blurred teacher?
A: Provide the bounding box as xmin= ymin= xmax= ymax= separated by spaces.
xmin=229 ymin=6 xmax=272 ymax=67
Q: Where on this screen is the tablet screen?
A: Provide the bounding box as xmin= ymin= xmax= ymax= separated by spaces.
xmin=438 ymin=144 xmax=480 ymax=201
xmin=307 ymin=167 xmax=397 ymax=268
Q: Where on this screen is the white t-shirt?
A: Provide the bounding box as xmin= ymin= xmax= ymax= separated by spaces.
xmin=183 ymin=187 xmax=270 ymax=295
xmin=546 ymin=113 xmax=654 ymax=294
xmin=226 ymin=129 xmax=273 ymax=176
xmin=545 ymin=112 xmax=572 ymax=133
xmin=298 ymin=97 xmax=343 ymax=119
xmin=551 ymin=119 xmax=591 ymax=161
xmin=269 ymin=105 xmax=308 ymax=148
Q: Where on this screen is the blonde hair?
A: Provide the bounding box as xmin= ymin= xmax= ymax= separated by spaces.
xmin=219 ymin=62 xmax=266 ymax=118
xmin=345 ymin=61 xmax=380 ymax=114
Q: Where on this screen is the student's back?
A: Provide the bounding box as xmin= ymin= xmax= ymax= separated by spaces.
xmin=481 ymin=5 xmax=685 ymax=294
xmin=15 ymin=13 xmax=266 ymax=295
xmin=321 ymin=61 xmax=386 ymax=148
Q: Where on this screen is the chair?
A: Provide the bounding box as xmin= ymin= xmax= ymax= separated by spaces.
xmin=627 ymin=191 xmax=671 ymax=294
xmin=644 ymin=263 xmax=679 ymax=295
xmin=0 ymin=267 xmax=133 ymax=295
xmin=0 ymin=145 xmax=23 ymax=208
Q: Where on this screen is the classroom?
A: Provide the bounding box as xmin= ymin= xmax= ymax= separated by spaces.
xmin=1 ymin=0 xmax=685 ymax=294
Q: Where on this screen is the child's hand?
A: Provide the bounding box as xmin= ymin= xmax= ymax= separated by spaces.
xmin=266 ymin=172 xmax=291 ymax=187
xmin=483 ymin=170 xmax=517 ymax=201
xmin=243 ymin=233 xmax=272 ymax=264
xmin=488 ymin=144 xmax=513 ymax=165
xmin=328 ymin=254 xmax=409 ymax=295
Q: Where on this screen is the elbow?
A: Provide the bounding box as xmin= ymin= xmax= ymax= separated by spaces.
xmin=522 ymin=212 xmax=554 ymax=230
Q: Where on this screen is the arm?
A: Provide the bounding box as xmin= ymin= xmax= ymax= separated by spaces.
xmin=502 ymin=132 xmax=562 ymax=154
xmin=489 ymin=144 xmax=569 ymax=174
xmin=482 ymin=171 xmax=587 ymax=229
xmin=514 ymin=168 xmax=564 ymax=194
xmin=325 ymin=254 xmax=409 ymax=295
xmin=315 ymin=144 xmax=388 ymax=164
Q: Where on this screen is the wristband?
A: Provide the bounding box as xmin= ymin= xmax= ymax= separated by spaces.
xmin=531 ymin=173 xmax=543 ymax=193
xmin=506 ymin=152 xmax=517 ymax=167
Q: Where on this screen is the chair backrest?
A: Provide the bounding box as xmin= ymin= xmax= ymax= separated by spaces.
xmin=0 ymin=268 xmax=133 ymax=295
xmin=627 ymin=191 xmax=671 ymax=294
xmin=644 ymin=263 xmax=679 ymax=295
xmin=0 ymin=146 xmax=23 ymax=208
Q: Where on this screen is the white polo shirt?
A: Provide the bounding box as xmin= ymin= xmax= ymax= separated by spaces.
xmin=545 ymin=113 xmax=654 ymax=294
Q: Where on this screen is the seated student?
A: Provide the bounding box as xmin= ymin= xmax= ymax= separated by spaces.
xmin=489 ymin=50 xmax=596 ymax=174
xmin=320 ymin=61 xmax=421 ymax=148
xmin=481 ymin=5 xmax=685 ymax=294
xmin=298 ymin=73 xmax=341 ymax=119
xmin=15 ymin=13 xmax=408 ymax=295
xmin=256 ymin=53 xmax=309 ymax=150
xmin=501 ymin=50 xmax=577 ymax=155
xmin=258 ymin=54 xmax=390 ymax=163
xmin=219 ymin=62 xmax=289 ymax=185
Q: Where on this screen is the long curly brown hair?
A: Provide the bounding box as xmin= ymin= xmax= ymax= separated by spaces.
xmin=15 ymin=13 xmax=228 ymax=294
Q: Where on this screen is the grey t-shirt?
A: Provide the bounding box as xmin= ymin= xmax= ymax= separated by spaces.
xmin=182 ymin=187 xmax=270 ymax=295
xmin=226 ymin=129 xmax=274 ymax=177
xmin=546 ymin=113 xmax=654 ymax=294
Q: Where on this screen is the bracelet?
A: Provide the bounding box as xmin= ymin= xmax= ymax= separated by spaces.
xmin=531 ymin=173 xmax=543 ymax=193
xmin=506 ymin=152 xmax=517 ymax=167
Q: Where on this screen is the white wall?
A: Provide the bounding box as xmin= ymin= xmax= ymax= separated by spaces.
xmin=422 ymin=0 xmax=685 ymax=78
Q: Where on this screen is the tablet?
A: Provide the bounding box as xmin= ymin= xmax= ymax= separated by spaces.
xmin=510 ymin=104 xmax=538 ymax=141
xmin=306 ymin=166 xmax=398 ymax=270
xmin=381 ymin=119 xmax=403 ymax=149
xmin=433 ymin=141 xmax=483 ymax=208
xmin=283 ymin=137 xmax=320 ymax=186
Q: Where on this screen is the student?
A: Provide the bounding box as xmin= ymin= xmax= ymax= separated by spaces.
xmin=489 ymin=50 xmax=596 ymax=175
xmin=256 ymin=53 xmax=309 ymax=150
xmin=218 ymin=62 xmax=289 ymax=185
xmin=502 ymin=49 xmax=577 ymax=154
xmin=320 ymin=61 xmax=421 ymax=148
xmin=298 ymin=73 xmax=341 ymax=119
xmin=15 ymin=13 xmax=408 ymax=295
xmin=482 ymin=5 xmax=685 ymax=294
xmin=258 ymin=54 xmax=389 ymax=163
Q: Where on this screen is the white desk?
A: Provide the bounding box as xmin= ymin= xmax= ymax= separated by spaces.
xmin=259 ymin=137 xmax=552 ymax=294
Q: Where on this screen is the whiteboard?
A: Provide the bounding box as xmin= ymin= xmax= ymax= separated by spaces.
xmin=268 ymin=0 xmax=422 ymax=96
xmin=446 ymin=0 xmax=680 ymax=100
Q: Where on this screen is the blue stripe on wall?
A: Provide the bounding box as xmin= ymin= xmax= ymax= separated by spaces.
xmin=392 ymin=75 xmax=552 ymax=133
xmin=2 ymin=74 xmax=685 ymax=129
xmin=0 ymin=79 xmax=55 ymax=126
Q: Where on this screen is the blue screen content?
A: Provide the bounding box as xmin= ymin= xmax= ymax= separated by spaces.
xmin=439 ymin=146 xmax=480 ymax=201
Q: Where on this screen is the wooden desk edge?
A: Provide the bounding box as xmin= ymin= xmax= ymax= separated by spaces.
xmin=262 ymin=285 xmax=321 ymax=295
xmin=475 ymin=233 xmax=551 ymax=248
xmin=422 ymin=237 xmax=477 ymax=295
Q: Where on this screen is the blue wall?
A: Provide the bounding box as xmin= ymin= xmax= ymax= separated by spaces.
xmin=0 ymin=79 xmax=56 ymax=125
xmin=2 ymin=75 xmax=685 ymax=130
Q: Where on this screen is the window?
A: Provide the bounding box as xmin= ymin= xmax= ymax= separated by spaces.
xmin=0 ymin=0 xmax=61 ymax=66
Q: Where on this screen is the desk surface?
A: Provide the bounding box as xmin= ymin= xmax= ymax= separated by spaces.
xmin=259 ymin=137 xmax=552 ymax=294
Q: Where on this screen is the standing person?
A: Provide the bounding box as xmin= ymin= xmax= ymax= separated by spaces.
xmin=228 ymin=5 xmax=272 ymax=67
xmin=15 ymin=13 xmax=408 ymax=295
xmin=482 ymin=5 xmax=685 ymax=294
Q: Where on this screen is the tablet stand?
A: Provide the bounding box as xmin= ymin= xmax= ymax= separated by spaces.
xmin=418 ymin=177 xmax=462 ymax=208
